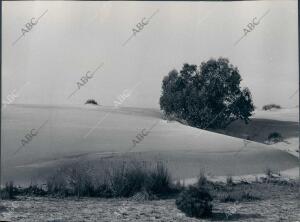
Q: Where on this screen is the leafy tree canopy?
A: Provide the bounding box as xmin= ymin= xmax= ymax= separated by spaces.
xmin=159 ymin=58 xmax=254 ymax=129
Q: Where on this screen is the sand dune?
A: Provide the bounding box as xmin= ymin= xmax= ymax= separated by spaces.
xmin=212 ymin=108 xmax=299 ymax=158
xmin=2 ymin=104 xmax=298 ymax=185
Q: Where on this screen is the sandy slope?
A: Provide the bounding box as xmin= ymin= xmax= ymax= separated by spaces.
xmin=254 ymin=108 xmax=299 ymax=122
xmin=1 ymin=105 xmax=298 ymax=185
xmin=213 ymin=108 xmax=299 ymax=158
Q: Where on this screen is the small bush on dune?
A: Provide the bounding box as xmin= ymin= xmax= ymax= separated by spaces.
xmin=267 ymin=132 xmax=283 ymax=143
xmin=85 ymin=99 xmax=98 ymax=105
xmin=262 ymin=104 xmax=281 ymax=111
xmin=176 ymin=186 xmax=213 ymax=218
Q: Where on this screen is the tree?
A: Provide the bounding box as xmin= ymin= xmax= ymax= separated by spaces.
xmin=159 ymin=58 xmax=254 ymax=129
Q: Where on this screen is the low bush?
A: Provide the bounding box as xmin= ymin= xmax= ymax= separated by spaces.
xmin=265 ymin=167 xmax=273 ymax=178
xmin=22 ymin=184 xmax=47 ymax=196
xmin=176 ymin=186 xmax=213 ymax=218
xmin=145 ymin=162 xmax=171 ymax=195
xmin=267 ymin=132 xmax=283 ymax=143
xmin=197 ymin=171 xmax=208 ymax=187
xmin=85 ymin=99 xmax=98 ymax=105
xmin=46 ymin=160 xmax=173 ymax=198
xmin=226 ymin=176 xmax=234 ymax=186
xmin=1 ymin=181 xmax=17 ymax=200
xmin=262 ymin=104 xmax=281 ymax=111
xmin=108 ymin=161 xmax=147 ymax=197
xmin=46 ymin=174 xmax=70 ymax=197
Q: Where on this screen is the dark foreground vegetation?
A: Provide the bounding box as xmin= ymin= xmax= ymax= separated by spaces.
xmin=1 ymin=161 xmax=298 ymax=220
xmin=1 ymin=161 xmax=176 ymax=200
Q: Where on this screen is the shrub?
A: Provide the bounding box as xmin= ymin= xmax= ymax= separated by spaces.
xmin=265 ymin=167 xmax=273 ymax=178
xmin=108 ymin=162 xmax=147 ymax=197
xmin=46 ymin=160 xmax=173 ymax=198
xmin=1 ymin=181 xmax=17 ymax=200
xmin=85 ymin=99 xmax=98 ymax=105
xmin=176 ymin=186 xmax=213 ymax=218
xmin=66 ymin=165 xmax=95 ymax=197
xmin=172 ymin=180 xmax=185 ymax=193
xmin=262 ymin=104 xmax=281 ymax=111
xmin=46 ymin=174 xmax=70 ymax=197
xmin=108 ymin=161 xmax=172 ymax=197
xmin=267 ymin=132 xmax=283 ymax=143
xmin=226 ymin=176 xmax=234 ymax=186
xmin=94 ymin=183 xmax=112 ymax=198
xmin=145 ymin=162 xmax=171 ymax=195
xmin=22 ymin=184 xmax=47 ymax=196
xmin=264 ymin=167 xmax=281 ymax=182
xmin=197 ymin=171 xmax=208 ymax=187
xmin=46 ymin=164 xmax=96 ymax=197
xmin=159 ymin=58 xmax=255 ymax=129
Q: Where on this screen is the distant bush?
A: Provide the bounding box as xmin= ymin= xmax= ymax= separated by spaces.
xmin=267 ymin=132 xmax=283 ymax=143
xmin=176 ymin=186 xmax=213 ymax=218
xmin=262 ymin=104 xmax=281 ymax=111
xmin=85 ymin=99 xmax=98 ymax=105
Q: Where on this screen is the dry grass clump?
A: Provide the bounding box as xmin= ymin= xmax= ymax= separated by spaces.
xmin=46 ymin=160 xmax=173 ymax=198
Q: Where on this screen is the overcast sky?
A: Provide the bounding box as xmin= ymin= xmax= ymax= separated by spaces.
xmin=2 ymin=0 xmax=298 ymax=109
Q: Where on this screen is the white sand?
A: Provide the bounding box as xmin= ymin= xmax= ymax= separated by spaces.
xmin=2 ymin=104 xmax=298 ymax=185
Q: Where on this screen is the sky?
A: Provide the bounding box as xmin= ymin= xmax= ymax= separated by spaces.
xmin=2 ymin=0 xmax=299 ymax=109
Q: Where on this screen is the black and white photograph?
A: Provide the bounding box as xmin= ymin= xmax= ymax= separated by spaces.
xmin=0 ymin=0 xmax=299 ymax=221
